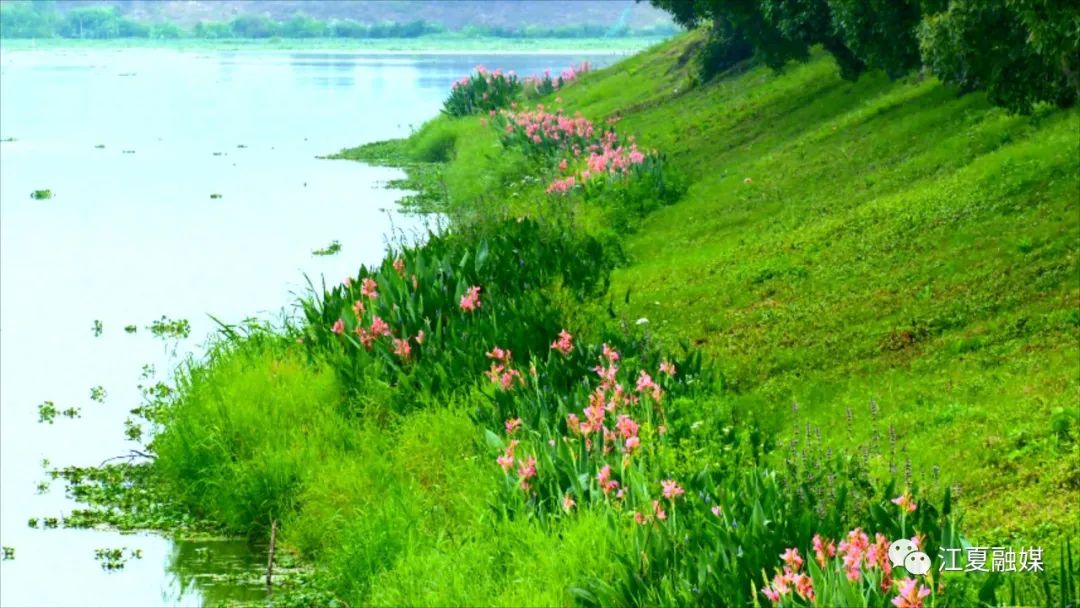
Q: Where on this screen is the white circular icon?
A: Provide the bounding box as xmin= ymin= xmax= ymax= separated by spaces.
xmin=904 ymin=550 xmax=932 ymax=575
xmin=888 ymin=538 xmax=917 ymax=569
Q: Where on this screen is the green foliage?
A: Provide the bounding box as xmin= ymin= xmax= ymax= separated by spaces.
xmin=442 ymin=67 xmax=522 ymax=117
xmin=918 ymin=1 xmax=1079 ymax=113
xmin=299 ymin=218 xmax=617 ymax=411
xmin=150 ymin=332 xmax=348 ymax=534
xmin=829 ymin=0 xmax=922 ymax=79
xmin=649 ymin=0 xmax=1079 ymax=112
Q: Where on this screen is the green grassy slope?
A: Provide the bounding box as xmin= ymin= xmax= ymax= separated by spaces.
xmin=342 ymin=31 xmax=1080 ymax=542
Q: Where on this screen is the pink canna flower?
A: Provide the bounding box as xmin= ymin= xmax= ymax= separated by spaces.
xmin=780 ymin=547 xmax=804 ymax=571
xmin=793 ymin=573 xmax=815 ymax=602
xmin=414 ymin=330 xmax=425 ymax=344
xmin=370 ymin=316 xmax=391 ymax=337
xmin=499 ymin=368 xmax=524 ymax=390
xmin=651 ymin=499 xmax=667 ymax=521
xmin=813 ymin=534 xmax=837 ymax=567
xmin=517 ymin=456 xmax=537 ymax=491
xmin=361 ymin=277 xmax=378 ymax=300
xmin=596 ymin=464 xmax=612 ymax=486
xmin=497 ymin=452 xmax=514 ymax=471
xmin=486 ymin=346 xmax=510 ymax=363
xmin=392 ymin=257 xmax=405 ymax=276
xmin=615 ymin=415 xmax=639 ymax=439
xmin=602 ymin=343 xmax=620 ymax=362
xmin=892 ymin=578 xmax=931 ymax=608
xmin=634 ymin=511 xmax=648 ymax=526
xmin=460 ymin=285 xmax=482 ymax=312
xmin=392 ymin=337 xmax=411 ymax=360
xmin=356 ymin=326 xmax=374 ymax=350
xmin=558 ymin=158 xmax=568 ymax=171
xmin=771 ymin=572 xmax=792 ymax=595
xmin=711 ymin=505 xmax=723 ymax=517
xmin=636 ymin=370 xmax=663 ymax=401
xmin=892 ymin=491 xmax=917 ymax=513
xmin=661 ymin=479 xmax=685 ymax=501
xmin=593 ymin=364 xmax=618 ymax=389
xmin=550 ymin=329 xmax=574 ymax=355
xmin=331 ymin=319 xmax=345 ymax=335
xmin=659 ymin=361 xmax=677 ymax=376
xmin=562 ymin=493 xmax=575 ymax=511
xmin=505 ymin=417 xmax=522 ymax=435
xmin=762 ymin=586 xmax=781 ymax=603
xmin=352 ymin=300 xmax=365 ymax=317
xmin=566 ymin=413 xmax=581 ymax=435
xmin=624 ymin=436 xmax=640 ymax=452
xmin=911 ymin=533 xmax=925 ymax=550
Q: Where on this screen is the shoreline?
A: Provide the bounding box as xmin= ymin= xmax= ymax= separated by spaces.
xmin=0 ymin=36 xmax=669 ymax=54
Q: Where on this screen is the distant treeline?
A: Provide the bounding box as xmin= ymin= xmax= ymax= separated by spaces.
xmin=0 ymin=2 xmax=680 ymax=39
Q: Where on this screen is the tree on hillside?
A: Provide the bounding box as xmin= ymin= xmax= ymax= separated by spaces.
xmin=649 ymin=0 xmax=1079 ymax=113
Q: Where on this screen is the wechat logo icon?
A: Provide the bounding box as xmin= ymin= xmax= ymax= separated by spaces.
xmin=889 ymin=538 xmax=931 ymax=575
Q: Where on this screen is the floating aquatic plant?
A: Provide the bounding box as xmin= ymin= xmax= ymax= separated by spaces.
xmin=94 ymin=547 xmax=142 ymax=571
xmin=2 ymin=547 xmax=13 ymax=561
xmin=312 ymin=240 xmax=342 ymax=256
xmin=148 ymin=316 xmax=191 ymax=339
xmin=90 ymin=385 xmax=107 ymax=403
xmin=124 ymin=324 xmax=137 ymax=334
xmin=30 ymin=189 xmax=52 ymax=200
xmin=37 ymin=401 xmax=57 ymax=424
xmin=92 ymin=320 xmax=103 ymax=336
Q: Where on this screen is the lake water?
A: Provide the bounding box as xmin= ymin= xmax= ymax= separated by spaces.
xmin=0 ymin=47 xmax=621 ymax=607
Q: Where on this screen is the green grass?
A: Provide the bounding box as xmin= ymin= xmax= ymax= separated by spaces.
xmin=0 ymin=35 xmax=668 ymax=53
xmin=340 ymin=31 xmax=1080 ymax=544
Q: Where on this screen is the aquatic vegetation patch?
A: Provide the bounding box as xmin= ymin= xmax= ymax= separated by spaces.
xmin=30 ymin=189 xmax=52 ymax=200
xmin=89 ymin=385 xmax=107 ymax=403
xmin=148 ymin=316 xmax=191 ymax=339
xmin=91 ymin=319 xmax=103 ymax=336
xmin=93 ymin=546 xmax=142 ymax=571
xmin=312 ymin=240 xmax=342 ymax=256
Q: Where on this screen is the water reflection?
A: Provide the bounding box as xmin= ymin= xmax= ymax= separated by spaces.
xmin=166 ymin=539 xmax=270 ymax=606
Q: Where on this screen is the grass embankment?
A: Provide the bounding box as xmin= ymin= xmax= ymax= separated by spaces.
xmin=135 ymin=31 xmax=1078 ymax=606
xmin=339 ymin=33 xmax=1080 ymax=541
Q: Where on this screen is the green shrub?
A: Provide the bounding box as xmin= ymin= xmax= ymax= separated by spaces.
xmin=442 ymin=67 xmax=522 ymax=117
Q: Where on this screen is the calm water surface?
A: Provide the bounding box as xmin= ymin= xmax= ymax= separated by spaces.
xmin=0 ymin=47 xmax=620 ymax=607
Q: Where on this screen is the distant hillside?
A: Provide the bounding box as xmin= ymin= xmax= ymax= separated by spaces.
xmin=51 ymin=0 xmax=675 ymax=29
